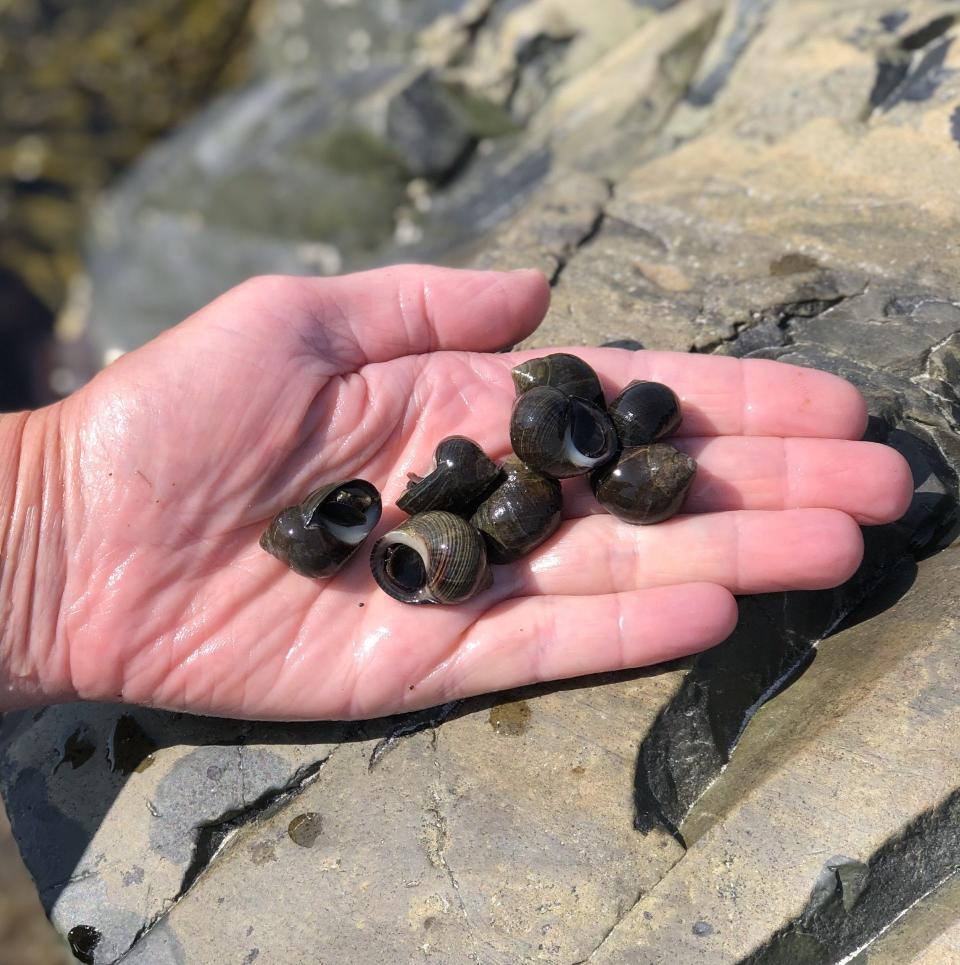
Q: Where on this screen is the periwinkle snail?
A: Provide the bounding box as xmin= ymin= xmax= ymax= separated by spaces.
xmin=591 ymin=444 xmax=697 ymax=525
xmin=607 ymin=380 xmax=682 ymax=446
xmin=258 ymin=351 xmax=696 ymax=605
xmin=510 ymin=385 xmax=617 ymax=479
xmin=511 ymin=352 xmax=604 ymax=405
xmin=471 ymin=457 xmax=562 ymax=563
xmin=370 ymin=511 xmax=491 ymax=604
xmin=397 ymin=436 xmax=502 ymax=516
xmin=260 ymin=480 xmax=382 ymax=578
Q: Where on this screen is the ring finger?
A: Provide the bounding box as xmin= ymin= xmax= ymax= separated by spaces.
xmin=495 ymin=508 xmax=864 ymax=599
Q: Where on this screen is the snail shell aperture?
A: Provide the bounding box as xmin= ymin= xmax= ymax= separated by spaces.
xmin=260 ymin=479 xmax=382 ymax=578
xmin=397 ymin=436 xmax=502 ymax=516
xmin=510 ymin=385 xmax=617 ymax=478
xmin=511 ymin=353 xmax=604 ymax=405
xmin=471 ymin=456 xmax=563 ymax=563
xmin=591 ymin=444 xmax=696 ymax=524
xmin=370 ymin=510 xmax=491 ymax=604
xmin=607 ymin=381 xmax=682 ymax=447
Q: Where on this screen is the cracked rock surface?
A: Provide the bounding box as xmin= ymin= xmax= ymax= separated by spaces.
xmin=0 ymin=707 xmax=343 ymax=963
xmin=590 ymin=550 xmax=960 ymax=963
xmin=3 ymin=0 xmax=960 ymax=963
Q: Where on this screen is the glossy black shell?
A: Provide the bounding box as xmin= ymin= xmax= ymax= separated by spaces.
xmin=370 ymin=511 xmax=491 ymax=605
xmin=397 ymin=436 xmax=502 ymax=516
xmin=260 ymin=479 xmax=382 ymax=578
xmin=511 ymin=353 xmax=604 ymax=405
xmin=591 ymin=444 xmax=696 ymax=524
xmin=607 ymin=380 xmax=682 ymax=447
xmin=470 ymin=457 xmax=563 ymax=563
xmin=510 ymin=385 xmax=617 ymax=479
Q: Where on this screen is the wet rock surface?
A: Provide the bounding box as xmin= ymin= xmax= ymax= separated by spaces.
xmin=3 ymin=1 xmax=960 ymax=963
xmin=0 ymin=799 xmax=73 ymax=964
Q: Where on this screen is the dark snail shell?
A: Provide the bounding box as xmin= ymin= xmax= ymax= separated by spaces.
xmin=591 ymin=444 xmax=696 ymax=525
xmin=511 ymin=353 xmax=604 ymax=405
xmin=470 ymin=457 xmax=563 ymax=564
xmin=397 ymin=436 xmax=502 ymax=516
xmin=370 ymin=511 xmax=491 ymax=605
xmin=510 ymin=385 xmax=617 ymax=479
xmin=260 ymin=479 xmax=382 ymax=578
xmin=608 ymin=381 xmax=682 ymax=447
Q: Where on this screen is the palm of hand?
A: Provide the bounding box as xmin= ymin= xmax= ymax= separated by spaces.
xmin=57 ymin=268 xmax=912 ymax=720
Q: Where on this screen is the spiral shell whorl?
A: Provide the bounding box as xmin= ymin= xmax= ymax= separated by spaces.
xmin=510 ymin=353 xmax=604 ymax=405
xmin=471 ymin=457 xmax=562 ymax=563
xmin=607 ymin=380 xmax=682 ymax=447
xmin=591 ymin=444 xmax=696 ymax=525
xmin=396 ymin=436 xmax=502 ymax=516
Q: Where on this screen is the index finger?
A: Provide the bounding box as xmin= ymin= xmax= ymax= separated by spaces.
xmin=501 ymin=348 xmax=868 ymax=440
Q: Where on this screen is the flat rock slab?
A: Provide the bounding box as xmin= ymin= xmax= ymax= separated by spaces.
xmin=115 ymin=687 xmax=686 ymax=965
xmin=590 ymin=548 xmax=960 ymax=963
xmin=854 ymin=873 xmax=960 ymax=965
xmin=0 ymin=707 xmax=345 ymax=963
xmin=1 ymin=675 xmax=684 ymax=964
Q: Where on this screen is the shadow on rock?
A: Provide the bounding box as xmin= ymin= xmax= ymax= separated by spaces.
xmin=633 ymin=414 xmax=958 ymax=842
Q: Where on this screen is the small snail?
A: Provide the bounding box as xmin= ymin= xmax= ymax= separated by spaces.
xmin=511 ymin=353 xmax=604 ymax=405
xmin=607 ymin=381 xmax=681 ymax=447
xmin=591 ymin=444 xmax=696 ymax=525
xmin=471 ymin=457 xmax=563 ymax=563
xmin=260 ymin=479 xmax=382 ymax=578
xmin=397 ymin=436 xmax=502 ymax=516
xmin=370 ymin=511 xmax=491 ymax=604
xmin=510 ymin=385 xmax=617 ymax=479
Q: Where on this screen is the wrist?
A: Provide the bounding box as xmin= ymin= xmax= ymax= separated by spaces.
xmin=0 ymin=407 xmax=73 ymax=710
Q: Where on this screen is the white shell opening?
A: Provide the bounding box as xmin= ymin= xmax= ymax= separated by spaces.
xmin=325 ymin=502 xmax=381 ymax=545
xmin=561 ymin=423 xmax=609 ymax=470
xmin=380 ymin=531 xmax=433 ymax=602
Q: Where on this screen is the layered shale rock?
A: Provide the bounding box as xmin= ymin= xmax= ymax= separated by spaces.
xmin=3 ymin=1 xmax=960 ymax=962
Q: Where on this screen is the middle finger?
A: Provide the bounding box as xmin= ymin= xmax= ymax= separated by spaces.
xmin=562 ymin=436 xmax=912 ymax=525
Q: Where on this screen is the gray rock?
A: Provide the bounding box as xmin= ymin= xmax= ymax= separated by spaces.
xmin=0 ymin=705 xmax=345 ymax=963
xmin=591 ymin=547 xmax=960 ymax=964
xmin=385 ymin=72 xmax=482 ymax=181
xmin=80 ymin=70 xmax=412 ymax=362
xmin=852 ymin=873 xmax=960 ymax=964
xmin=63 ymin=0 xmax=721 ymax=369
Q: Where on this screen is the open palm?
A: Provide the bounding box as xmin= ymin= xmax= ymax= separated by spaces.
xmin=56 ymin=267 xmax=912 ymax=720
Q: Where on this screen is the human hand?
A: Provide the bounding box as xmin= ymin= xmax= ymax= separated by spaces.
xmin=13 ymin=266 xmax=912 ymax=719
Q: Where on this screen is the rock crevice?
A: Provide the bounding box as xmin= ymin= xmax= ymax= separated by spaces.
xmin=115 ymin=752 xmax=331 ymax=963
xmin=745 ymin=790 xmax=960 ymax=965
